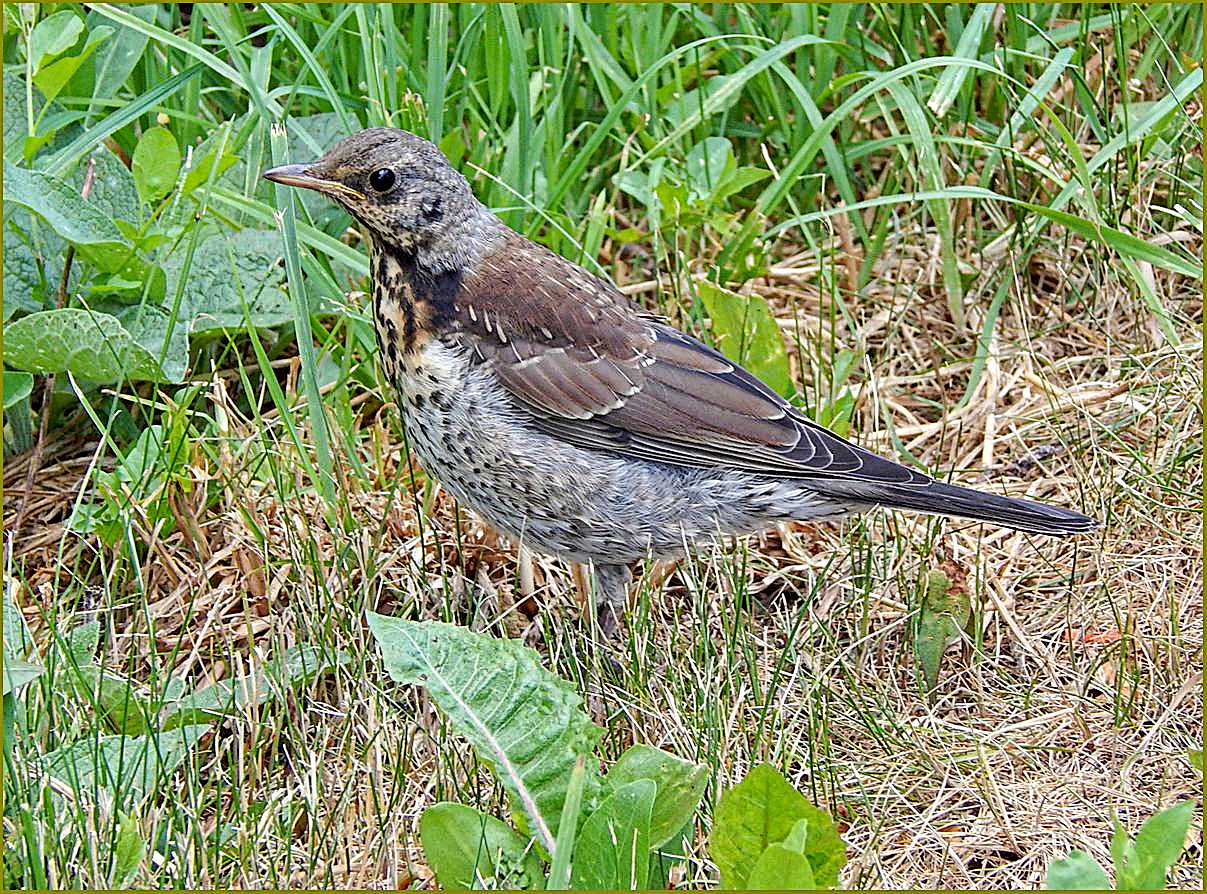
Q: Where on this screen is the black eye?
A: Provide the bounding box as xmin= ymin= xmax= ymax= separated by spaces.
xmin=368 ymin=168 xmax=396 ymax=192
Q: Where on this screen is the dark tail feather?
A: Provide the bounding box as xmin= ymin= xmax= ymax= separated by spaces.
xmin=812 ymin=478 xmax=1098 ymax=536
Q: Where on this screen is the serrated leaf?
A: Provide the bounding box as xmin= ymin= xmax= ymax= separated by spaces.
xmin=607 ymin=744 xmax=707 ymax=848
xmin=710 ymin=763 xmax=847 ymax=889
xmin=132 ymin=126 xmax=180 ymax=204
xmin=4 ymin=308 xmax=168 ymax=382
xmin=366 ymin=615 xmax=604 ymax=853
xmin=40 ymin=723 xmax=210 ymax=804
xmin=1045 ymin=850 xmax=1111 ymax=889
xmin=696 ymin=280 xmax=794 ymax=399
xmin=1116 ymin=800 xmax=1195 ymax=890
xmin=570 ymin=778 xmax=655 ymax=891
xmin=419 ymin=802 xmax=545 ymax=890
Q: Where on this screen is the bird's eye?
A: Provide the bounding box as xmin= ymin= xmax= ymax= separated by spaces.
xmin=368 ymin=168 xmax=396 ymax=192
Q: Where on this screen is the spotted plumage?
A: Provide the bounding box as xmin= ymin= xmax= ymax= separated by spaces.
xmin=264 ymin=128 xmax=1097 ymax=636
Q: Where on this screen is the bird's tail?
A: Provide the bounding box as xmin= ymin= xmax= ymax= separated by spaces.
xmin=810 ymin=477 xmax=1098 ymax=536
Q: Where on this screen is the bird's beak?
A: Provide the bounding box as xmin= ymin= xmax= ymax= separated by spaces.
xmin=262 ymin=163 xmax=365 ymax=201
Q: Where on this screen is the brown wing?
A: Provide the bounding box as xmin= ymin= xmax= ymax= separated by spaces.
xmin=455 ymin=232 xmax=928 ymax=486
xmin=454 ymin=231 xmax=654 ymax=418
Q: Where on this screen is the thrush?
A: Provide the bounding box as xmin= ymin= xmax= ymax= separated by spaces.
xmin=264 ymin=128 xmax=1097 ymax=635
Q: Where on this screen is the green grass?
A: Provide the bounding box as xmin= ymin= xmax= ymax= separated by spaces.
xmin=3 ymin=3 xmax=1202 ymax=888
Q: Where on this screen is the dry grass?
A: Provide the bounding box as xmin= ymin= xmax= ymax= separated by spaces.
xmin=6 ymin=203 xmax=1200 ymax=887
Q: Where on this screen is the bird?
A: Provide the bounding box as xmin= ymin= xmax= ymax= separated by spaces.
xmin=264 ymin=128 xmax=1097 ymax=637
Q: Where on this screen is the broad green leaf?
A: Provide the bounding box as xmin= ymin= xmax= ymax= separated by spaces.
xmin=3 ymin=207 xmax=71 ymax=319
xmin=4 ymin=308 xmax=169 ymax=382
xmin=1116 ymin=800 xmax=1195 ymax=890
xmin=60 ymin=623 xmax=153 ymax=735
xmin=684 ymin=136 xmax=734 ymax=202
xmin=100 ymin=303 xmax=189 ymax=384
xmin=112 ymin=810 xmax=146 ymax=887
xmin=710 ymin=763 xmax=847 ymax=889
xmin=3 ymin=162 xmax=150 ymax=278
xmin=64 ymin=620 xmax=101 ymax=669
xmin=164 ymin=230 xmax=292 ymax=334
xmin=745 ymin=843 xmax=816 ymax=890
xmin=3 ymin=371 xmax=34 ymax=411
xmin=161 ymin=643 xmax=350 ymax=730
xmin=419 ymin=803 xmax=545 ymax=890
xmin=40 ymin=723 xmax=210 ymax=804
xmin=32 ymin=26 xmax=111 ymax=105
xmin=914 ymin=569 xmax=971 ymax=694
xmin=607 ymin=744 xmax=707 ymax=848
xmin=1045 ymin=850 xmax=1111 ymax=889
xmin=570 ymin=778 xmax=655 ymax=891
xmin=696 ymin=280 xmax=794 ymax=399
xmin=131 ymin=126 xmax=180 ymax=204
xmin=366 ymin=615 xmax=604 ymax=854
xmin=75 ymin=145 xmax=141 ymax=227
xmin=647 ymin=818 xmax=693 ymax=889
xmin=1189 ymin=750 xmax=1203 ymax=774
xmin=28 ymin=11 xmax=84 ymax=71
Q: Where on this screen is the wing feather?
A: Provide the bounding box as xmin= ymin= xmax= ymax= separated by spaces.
xmin=454 ymin=232 xmax=927 ymax=487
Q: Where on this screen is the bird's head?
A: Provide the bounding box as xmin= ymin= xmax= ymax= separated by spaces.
xmin=263 ymin=127 xmax=494 ymax=264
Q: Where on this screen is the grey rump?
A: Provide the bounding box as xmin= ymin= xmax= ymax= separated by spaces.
xmin=264 ymin=128 xmax=1097 ymax=636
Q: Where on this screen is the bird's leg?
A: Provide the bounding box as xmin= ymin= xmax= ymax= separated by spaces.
xmin=591 ymin=562 xmax=632 ymax=640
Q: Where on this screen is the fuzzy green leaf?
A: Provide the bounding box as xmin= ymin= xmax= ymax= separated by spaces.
xmin=4 ymin=308 xmax=169 ymax=382
xmin=366 ymin=615 xmax=604 ymax=854
xmin=164 ymin=230 xmax=292 ymax=334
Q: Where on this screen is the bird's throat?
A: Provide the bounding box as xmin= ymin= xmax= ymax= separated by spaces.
xmin=371 ymin=244 xmax=463 ymax=380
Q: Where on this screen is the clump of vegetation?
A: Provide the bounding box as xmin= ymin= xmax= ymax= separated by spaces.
xmin=368 ymin=615 xmax=847 ymax=889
